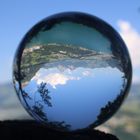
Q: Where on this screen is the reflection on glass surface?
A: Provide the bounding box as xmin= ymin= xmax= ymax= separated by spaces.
xmin=13 ymin=12 xmax=132 ymax=132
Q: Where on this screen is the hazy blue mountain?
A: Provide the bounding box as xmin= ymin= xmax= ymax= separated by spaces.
xmin=98 ymin=83 xmax=140 ymax=140
xmin=0 ymin=82 xmax=31 ymax=120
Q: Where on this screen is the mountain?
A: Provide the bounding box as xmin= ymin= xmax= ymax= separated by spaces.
xmin=18 ymin=43 xmax=123 ymax=84
xmin=0 ymin=83 xmax=31 ymax=120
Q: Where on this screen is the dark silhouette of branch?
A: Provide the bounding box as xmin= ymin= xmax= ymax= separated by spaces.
xmin=22 ymin=90 xmax=32 ymax=100
xmin=47 ymin=121 xmax=71 ymax=131
xmin=94 ymin=89 xmax=125 ymax=127
xmin=32 ymin=101 xmax=48 ymax=121
xmin=38 ymin=82 xmax=52 ymax=107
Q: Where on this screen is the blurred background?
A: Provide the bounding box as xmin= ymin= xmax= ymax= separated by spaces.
xmin=0 ymin=0 xmax=140 ymax=139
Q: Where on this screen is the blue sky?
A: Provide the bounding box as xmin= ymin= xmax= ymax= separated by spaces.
xmin=0 ymin=0 xmax=140 ymax=83
xmin=23 ymin=66 xmax=124 ymax=130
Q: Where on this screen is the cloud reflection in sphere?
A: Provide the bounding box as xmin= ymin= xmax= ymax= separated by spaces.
xmin=13 ymin=12 xmax=132 ymax=132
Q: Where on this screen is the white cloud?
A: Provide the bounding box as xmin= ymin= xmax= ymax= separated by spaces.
xmin=133 ymin=75 xmax=140 ymax=84
xmin=37 ymin=73 xmax=80 ymax=89
xmin=31 ymin=68 xmax=95 ymax=89
xmin=32 ymin=68 xmax=81 ymax=89
xmin=118 ymin=20 xmax=140 ymax=68
xmin=82 ymin=70 xmax=91 ymax=76
xmin=118 ymin=20 xmax=140 ymax=83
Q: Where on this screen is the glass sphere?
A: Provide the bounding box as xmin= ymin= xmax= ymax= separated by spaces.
xmin=13 ymin=12 xmax=132 ymax=132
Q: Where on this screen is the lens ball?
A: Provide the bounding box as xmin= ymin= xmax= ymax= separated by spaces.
xmin=13 ymin=12 xmax=132 ymax=132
